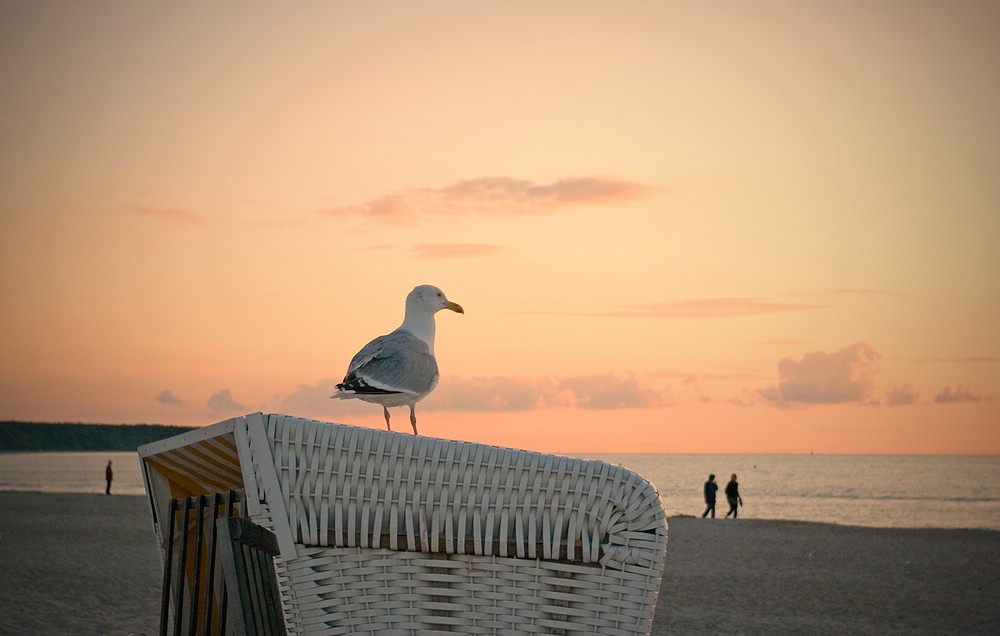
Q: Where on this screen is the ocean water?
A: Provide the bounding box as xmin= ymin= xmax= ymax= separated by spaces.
xmin=578 ymin=454 xmax=1000 ymax=532
xmin=0 ymin=451 xmax=148 ymax=496
xmin=2 ymin=451 xmax=999 ymax=531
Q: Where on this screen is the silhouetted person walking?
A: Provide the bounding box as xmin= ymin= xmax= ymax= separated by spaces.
xmin=724 ymin=473 xmax=742 ymax=518
xmin=105 ymin=460 xmax=113 ymax=495
xmin=702 ymin=474 xmax=718 ymax=518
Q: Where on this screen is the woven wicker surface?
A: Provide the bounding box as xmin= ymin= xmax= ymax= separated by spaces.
xmin=263 ymin=414 xmax=667 ymax=635
xmin=140 ymin=414 xmax=667 ymax=635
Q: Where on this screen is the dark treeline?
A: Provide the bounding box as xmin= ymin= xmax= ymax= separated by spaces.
xmin=0 ymin=422 xmax=197 ymax=452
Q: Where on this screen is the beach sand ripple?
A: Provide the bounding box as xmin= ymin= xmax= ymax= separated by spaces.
xmin=0 ymin=492 xmax=162 ymax=635
xmin=2 ymin=493 xmax=998 ymax=635
xmin=657 ymin=515 xmax=1000 ymax=635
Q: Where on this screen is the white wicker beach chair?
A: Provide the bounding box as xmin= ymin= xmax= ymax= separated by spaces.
xmin=139 ymin=413 xmax=667 ymax=635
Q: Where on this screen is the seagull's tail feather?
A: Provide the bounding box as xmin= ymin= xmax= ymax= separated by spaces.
xmin=332 ymin=376 xmax=403 ymax=398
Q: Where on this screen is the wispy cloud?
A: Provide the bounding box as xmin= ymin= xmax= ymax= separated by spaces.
xmin=756 ymin=340 xmax=811 ymax=346
xmin=933 ymin=385 xmax=982 ymax=404
xmin=412 ymin=243 xmax=509 ymax=259
xmin=136 ymin=205 xmax=202 ymax=225
xmin=522 ymin=298 xmax=815 ymax=319
xmin=320 ymin=176 xmax=655 ymax=225
xmin=914 ymin=356 xmax=1000 ymax=364
xmin=608 ymin=298 xmax=816 ymax=319
xmin=155 ymin=390 xmax=184 ymax=405
xmin=759 ymin=343 xmax=881 ymax=406
xmin=786 ymin=288 xmax=893 ymax=297
xmin=830 ymin=288 xmax=893 ymax=295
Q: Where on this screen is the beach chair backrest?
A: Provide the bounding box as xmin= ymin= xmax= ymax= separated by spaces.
xmin=263 ymin=414 xmax=667 ymax=635
xmin=140 ymin=413 xmax=668 ymax=635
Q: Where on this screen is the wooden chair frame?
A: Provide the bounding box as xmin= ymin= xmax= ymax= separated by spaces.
xmin=216 ymin=517 xmax=286 ymax=636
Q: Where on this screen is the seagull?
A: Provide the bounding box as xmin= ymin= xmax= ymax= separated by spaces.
xmin=331 ymin=285 xmax=464 ymax=434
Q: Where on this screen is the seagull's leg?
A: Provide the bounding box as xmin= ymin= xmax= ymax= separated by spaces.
xmin=409 ymin=405 xmax=418 ymax=435
xmin=382 ymin=406 xmax=392 ymax=431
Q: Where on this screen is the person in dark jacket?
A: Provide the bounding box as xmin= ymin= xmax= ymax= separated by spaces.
xmin=724 ymin=473 xmax=742 ymax=518
xmin=105 ymin=460 xmax=114 ymax=495
xmin=702 ymin=474 xmax=718 ymax=518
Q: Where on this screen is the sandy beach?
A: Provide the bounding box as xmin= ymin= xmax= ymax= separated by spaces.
xmin=1 ymin=492 xmax=998 ymax=635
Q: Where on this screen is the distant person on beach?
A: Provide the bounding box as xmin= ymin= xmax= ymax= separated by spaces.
xmin=702 ymin=474 xmax=718 ymax=518
xmin=724 ymin=473 xmax=742 ymax=518
xmin=105 ymin=460 xmax=113 ymax=495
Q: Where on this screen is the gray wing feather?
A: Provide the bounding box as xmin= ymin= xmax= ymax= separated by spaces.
xmin=346 ymin=332 xmax=438 ymax=396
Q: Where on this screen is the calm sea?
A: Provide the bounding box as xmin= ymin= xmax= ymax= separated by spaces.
xmin=2 ymin=452 xmax=999 ymax=531
xmin=578 ymin=454 xmax=1000 ymax=532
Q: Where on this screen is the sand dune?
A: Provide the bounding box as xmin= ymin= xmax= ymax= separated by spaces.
xmin=1 ymin=492 xmax=997 ymax=635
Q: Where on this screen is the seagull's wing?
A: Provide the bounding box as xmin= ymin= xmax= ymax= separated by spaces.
xmin=338 ymin=331 xmax=439 ymax=397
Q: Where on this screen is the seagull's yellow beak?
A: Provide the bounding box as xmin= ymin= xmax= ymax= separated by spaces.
xmin=446 ymin=300 xmax=465 ymax=314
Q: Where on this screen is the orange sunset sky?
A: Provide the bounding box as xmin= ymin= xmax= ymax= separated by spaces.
xmin=2 ymin=1 xmax=998 ymax=454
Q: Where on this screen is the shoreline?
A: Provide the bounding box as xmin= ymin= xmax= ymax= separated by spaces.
xmin=2 ymin=491 xmax=999 ymax=634
xmin=5 ymin=486 xmax=997 ymax=533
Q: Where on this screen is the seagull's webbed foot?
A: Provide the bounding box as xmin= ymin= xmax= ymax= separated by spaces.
xmin=409 ymin=405 xmax=418 ymax=435
xmin=383 ymin=406 xmax=392 ymax=431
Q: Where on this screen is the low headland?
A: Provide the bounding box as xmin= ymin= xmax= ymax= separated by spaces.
xmin=0 ymin=421 xmax=195 ymax=452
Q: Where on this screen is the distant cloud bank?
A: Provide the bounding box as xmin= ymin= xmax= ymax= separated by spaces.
xmin=934 ymin=385 xmax=981 ymax=403
xmin=321 ymin=176 xmax=655 ymax=224
xmin=280 ymin=374 xmax=669 ymax=413
xmin=277 ymin=345 xmax=986 ymax=417
xmin=759 ymin=343 xmax=881 ymax=406
xmin=428 ymin=373 xmax=668 ymax=411
xmin=884 ymin=382 xmax=919 ymax=406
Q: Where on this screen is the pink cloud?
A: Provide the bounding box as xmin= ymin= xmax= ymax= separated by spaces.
xmin=412 ymin=243 xmax=509 ymax=259
xmin=759 ymin=343 xmax=881 ymax=406
xmin=136 ymin=205 xmax=201 ymax=225
xmin=321 ymin=176 xmax=655 ymax=224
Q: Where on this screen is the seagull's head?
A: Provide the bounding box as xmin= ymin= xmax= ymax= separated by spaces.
xmin=408 ymin=284 xmax=464 ymax=315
